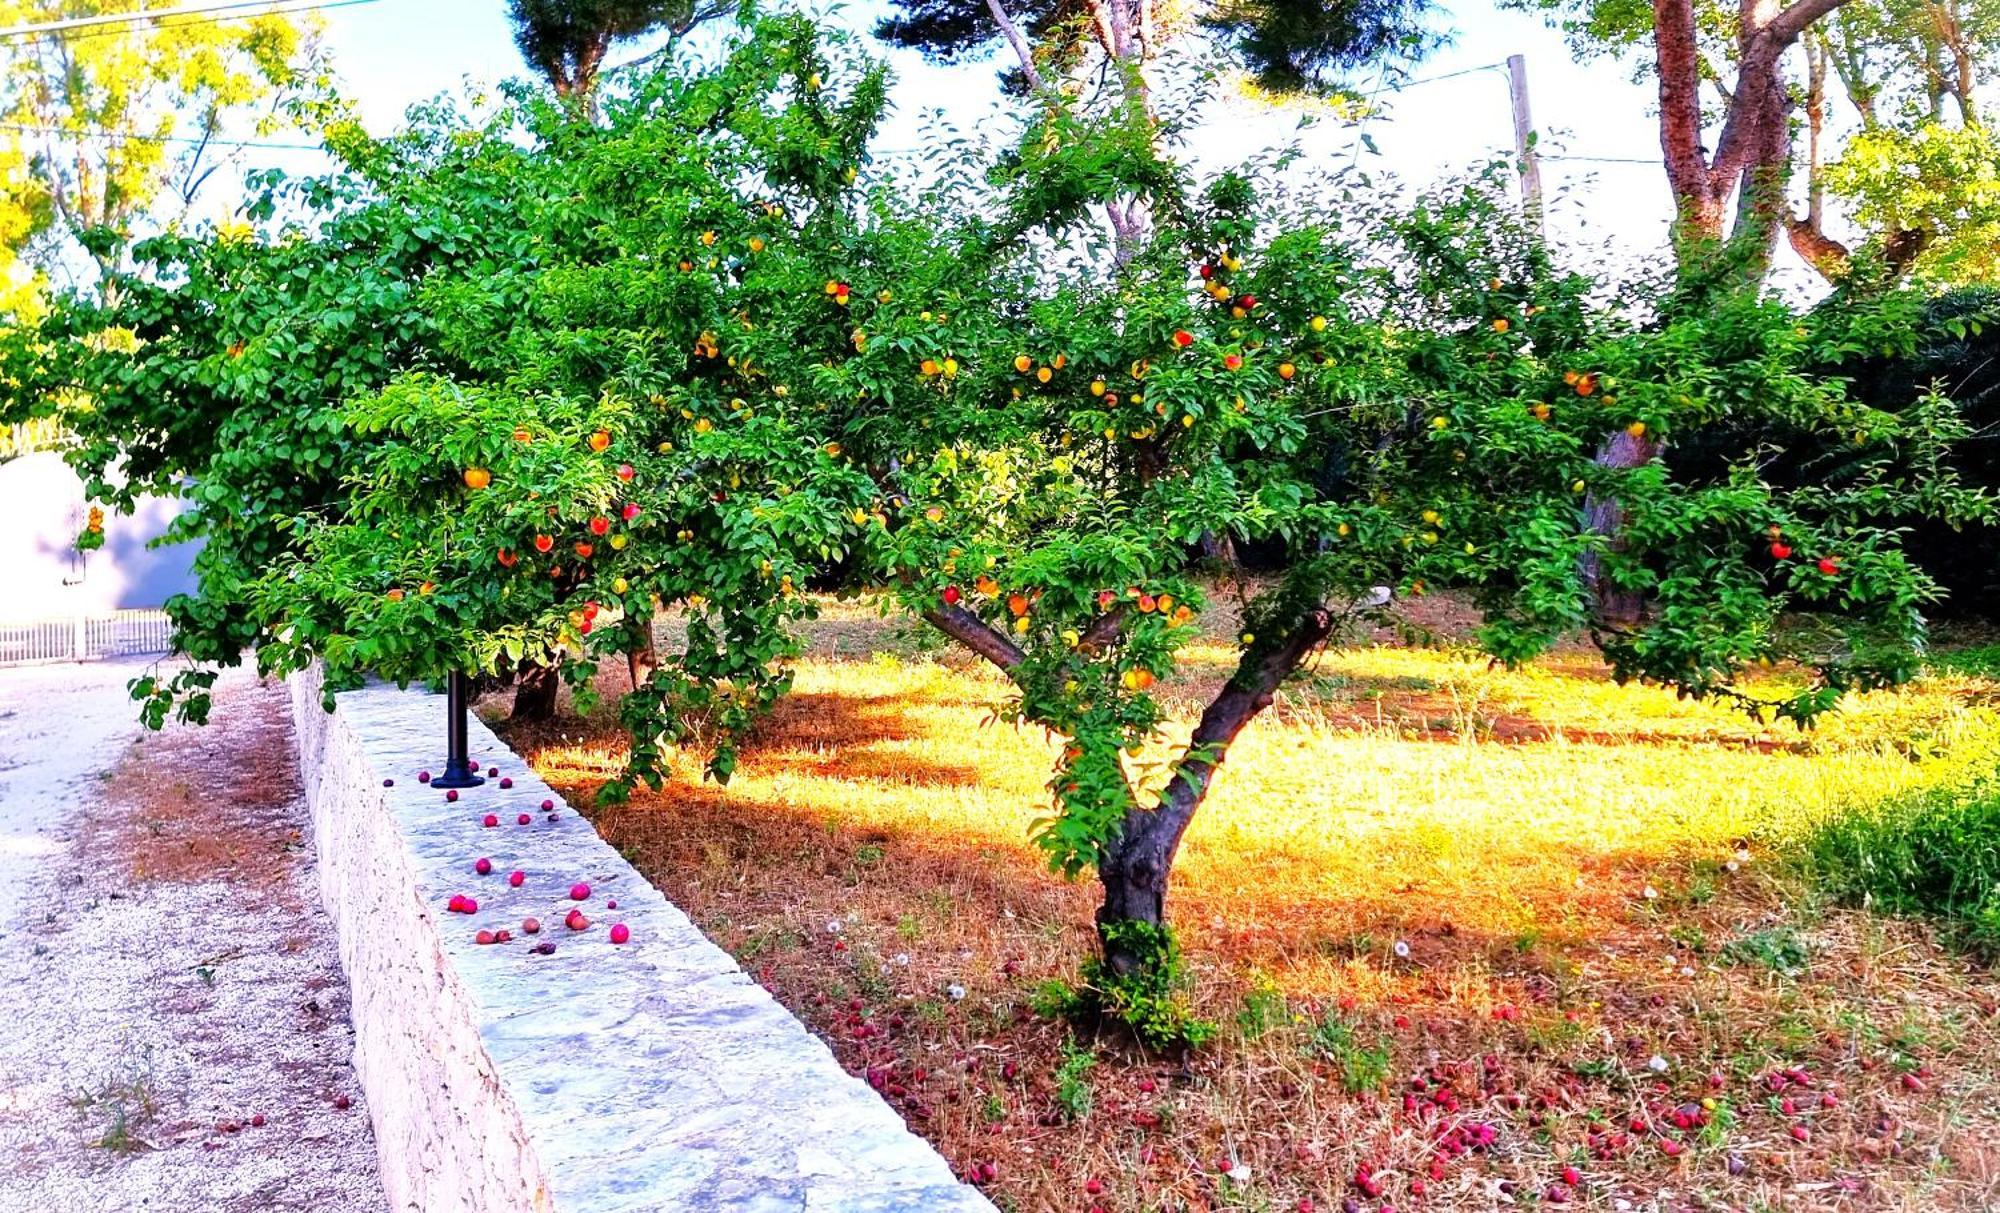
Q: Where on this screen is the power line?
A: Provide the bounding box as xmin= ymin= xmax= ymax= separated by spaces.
xmin=1381 ymin=60 xmax=1510 ymax=92
xmin=1544 ymin=154 xmax=1660 ymax=165
xmin=0 ymin=121 xmax=324 ymax=152
xmin=0 ymin=0 xmax=382 ymax=43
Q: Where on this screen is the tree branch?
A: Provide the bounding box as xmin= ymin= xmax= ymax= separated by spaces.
xmin=1767 ymin=0 xmax=1854 ymax=47
xmin=1079 ymin=604 xmax=1129 ymax=653
xmin=923 ymin=604 xmax=1026 ymax=670
xmin=984 ymin=0 xmax=1047 ymax=91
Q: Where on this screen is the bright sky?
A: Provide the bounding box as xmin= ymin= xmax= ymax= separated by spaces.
xmin=253 ymin=0 xmax=1813 ymax=286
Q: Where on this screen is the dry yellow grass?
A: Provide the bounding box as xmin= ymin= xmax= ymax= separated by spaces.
xmin=498 ymin=597 xmax=2000 ymax=1212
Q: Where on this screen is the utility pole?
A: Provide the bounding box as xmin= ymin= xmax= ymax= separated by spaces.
xmin=1507 ymin=54 xmax=1545 ymax=239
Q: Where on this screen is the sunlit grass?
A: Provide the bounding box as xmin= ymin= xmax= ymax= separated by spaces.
xmin=502 ymin=601 xmax=2000 ymax=1211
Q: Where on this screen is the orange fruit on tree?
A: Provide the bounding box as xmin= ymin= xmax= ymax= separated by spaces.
xmin=1007 ymin=593 xmax=1029 ymax=617
xmin=589 ymin=430 xmax=611 ymax=452
xmin=1014 ymin=354 xmax=1033 ymax=373
xmin=574 ymin=542 xmax=594 ymax=559
xmin=512 ymin=428 xmax=532 ymax=443
xmin=385 ymin=588 xmax=405 ymax=602
xmin=463 ymin=467 xmax=491 ymax=490
xmin=534 ymin=534 xmax=554 ymax=553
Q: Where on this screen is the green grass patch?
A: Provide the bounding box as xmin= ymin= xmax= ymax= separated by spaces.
xmin=1794 ymin=778 xmax=2000 ymax=953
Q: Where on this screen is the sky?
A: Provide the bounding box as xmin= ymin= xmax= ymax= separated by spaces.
xmin=228 ymin=0 xmax=1809 ymax=284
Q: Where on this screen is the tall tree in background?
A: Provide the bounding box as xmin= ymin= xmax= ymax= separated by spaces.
xmin=0 ymin=1 xmax=322 ymax=299
xmin=506 ymin=0 xmax=733 ymax=104
xmin=1796 ymin=0 xmax=2000 ymax=281
xmin=1517 ymin=0 xmax=2000 ymax=285
xmin=875 ymin=0 xmax=1436 ymax=257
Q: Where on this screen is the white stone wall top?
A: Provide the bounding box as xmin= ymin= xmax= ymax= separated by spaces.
xmin=292 ymin=669 xmax=995 ymax=1213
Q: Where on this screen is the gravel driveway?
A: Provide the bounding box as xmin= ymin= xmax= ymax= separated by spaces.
xmin=0 ymin=662 xmax=391 ymax=1213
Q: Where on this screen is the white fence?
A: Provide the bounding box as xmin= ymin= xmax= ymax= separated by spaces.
xmin=0 ymin=609 xmax=175 ymax=666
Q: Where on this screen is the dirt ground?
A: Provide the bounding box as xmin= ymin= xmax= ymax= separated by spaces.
xmin=0 ymin=666 xmax=389 ymax=1213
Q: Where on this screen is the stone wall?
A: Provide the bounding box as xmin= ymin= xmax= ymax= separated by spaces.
xmin=290 ymin=666 xmax=994 ymax=1213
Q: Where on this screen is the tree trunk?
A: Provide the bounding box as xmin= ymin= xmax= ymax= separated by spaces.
xmin=1091 ymin=606 xmax=1338 ymax=974
xmin=625 ymin=612 xmax=658 ymax=690
xmin=512 ymin=661 xmax=560 ymax=721
xmin=1580 ymin=429 xmax=1664 ymax=629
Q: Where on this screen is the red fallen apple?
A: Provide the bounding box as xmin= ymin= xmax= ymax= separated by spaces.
xmin=494 ymin=929 xmax=513 ymax=943
xmin=418 ymin=771 xmax=432 ymax=783
xmin=475 ymin=857 xmax=493 ymax=875
xmin=541 ymin=799 xmax=555 ymax=811
xmin=476 ymin=929 xmax=496 ymax=945
xmin=509 ymin=870 xmax=525 ymax=887
xmin=445 ymin=790 xmax=459 ymax=803
xmin=617 ymin=463 xmax=635 ymax=481
xmin=942 ymin=585 xmax=961 ymax=606
xmin=570 ymin=882 xmax=591 ymax=901
xmin=1084 ymin=1179 xmax=1103 ymax=1195
xmin=590 ymin=517 xmax=611 ymax=536
xmin=522 ymin=917 xmax=541 ymax=934
xmin=250 ymin=1114 xmax=266 ymax=1128
xmin=566 ymin=909 xmax=589 ymax=931
xmin=1789 ymin=1124 xmax=1810 ymax=1142
xmin=333 ymin=1095 xmax=351 ymax=1110
xmin=610 ymin=923 xmax=631 ymax=944
xmin=483 ymin=814 xmax=499 ymax=827
xmin=1173 ymin=330 xmax=1194 ymax=348
xmin=499 ymin=777 xmax=513 ymax=789
xmin=1770 ymin=542 xmax=1792 ymax=559
xmin=622 ymin=502 xmax=642 ymax=521
xmin=517 ymin=813 xmax=531 ymax=825
xmin=1562 ymin=1166 xmax=1581 ymax=1186
xmin=1817 ymin=556 xmax=1839 ymax=575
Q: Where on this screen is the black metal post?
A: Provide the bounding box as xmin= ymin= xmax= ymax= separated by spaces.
xmin=432 ymin=669 xmax=486 ymax=789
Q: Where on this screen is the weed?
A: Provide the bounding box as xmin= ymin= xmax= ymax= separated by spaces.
xmin=1076 ymin=922 xmax=1216 ymax=1050
xmin=1723 ymin=927 xmax=1811 ymax=973
xmin=1028 ymin=978 xmax=1082 ymax=1020
xmin=853 ymin=842 xmax=886 ymax=868
xmin=1305 ymin=1011 xmax=1394 ymax=1093
xmin=981 ymin=1092 xmax=1007 ymax=1123
xmin=69 ymin=1048 xmax=158 ymax=1154
xmin=1053 ymin=1036 xmax=1096 ymax=1122
xmin=1235 ymin=972 xmax=1287 ymax=1041
xmin=895 ymin=912 xmax=922 ymax=942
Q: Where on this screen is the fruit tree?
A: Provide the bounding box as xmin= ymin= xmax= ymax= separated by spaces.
xmin=859 ymin=157 xmax=1982 ymax=1045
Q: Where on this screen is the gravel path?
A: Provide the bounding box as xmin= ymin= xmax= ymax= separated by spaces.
xmin=0 ymin=664 xmax=391 ymax=1213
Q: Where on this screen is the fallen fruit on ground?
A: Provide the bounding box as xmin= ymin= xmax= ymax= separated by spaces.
xmin=610 ymin=923 xmax=631 ymax=944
